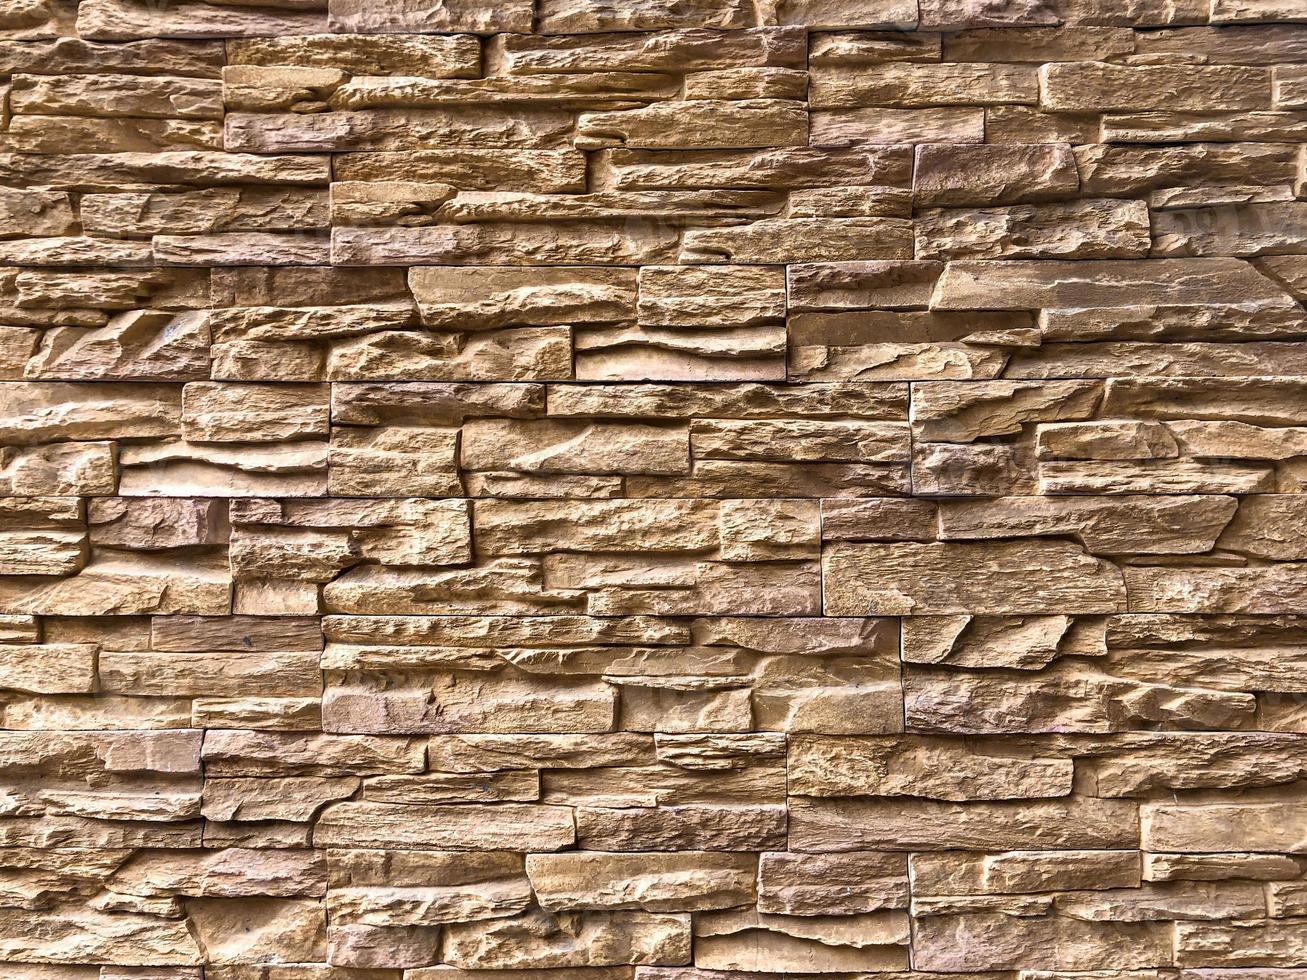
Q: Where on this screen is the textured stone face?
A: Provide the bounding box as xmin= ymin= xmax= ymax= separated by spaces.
xmin=3 ymin=1 xmax=1307 ymax=975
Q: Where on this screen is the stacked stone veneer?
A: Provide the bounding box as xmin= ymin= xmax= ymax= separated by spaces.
xmin=4 ymin=0 xmax=1307 ymax=975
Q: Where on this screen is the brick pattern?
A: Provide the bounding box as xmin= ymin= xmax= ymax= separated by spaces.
xmin=3 ymin=0 xmax=1307 ymax=975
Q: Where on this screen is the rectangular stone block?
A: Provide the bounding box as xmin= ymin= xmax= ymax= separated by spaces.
xmin=823 ymin=540 xmax=1126 ymax=615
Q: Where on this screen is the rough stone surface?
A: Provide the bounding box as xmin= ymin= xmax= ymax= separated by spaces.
xmin=1 ymin=3 xmax=1304 ymax=975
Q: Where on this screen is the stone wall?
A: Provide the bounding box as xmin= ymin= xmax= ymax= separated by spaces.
xmin=3 ymin=0 xmax=1307 ymax=975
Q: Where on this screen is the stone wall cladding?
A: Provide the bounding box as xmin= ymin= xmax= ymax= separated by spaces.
xmin=2 ymin=0 xmax=1307 ymax=975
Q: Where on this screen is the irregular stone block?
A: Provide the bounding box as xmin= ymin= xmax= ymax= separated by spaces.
xmin=811 ymin=106 xmax=986 ymax=145
xmin=638 ymin=265 xmax=784 ymax=326
xmin=914 ymin=912 xmax=1172 ymax=970
xmin=536 ymin=0 xmax=755 ymax=33
xmin=0 ymin=909 xmax=201 ymax=965
xmin=328 ymin=0 xmax=533 ymax=33
xmin=1144 ymin=801 xmax=1307 ymax=853
xmin=577 ymin=99 xmax=808 ymax=149
xmin=936 ymin=494 xmax=1238 ymax=555
xmin=526 ymin=851 xmax=756 ymax=912
xmin=332 ymin=149 xmax=587 ymax=192
xmin=109 ymin=848 xmax=324 ymax=899
xmin=229 ymin=33 xmax=480 ymax=76
xmin=186 ymin=897 xmax=325 ymax=965
xmin=202 ymin=776 xmax=357 ymax=822
xmin=410 ymin=266 xmax=634 ymax=330
xmin=576 ymin=804 xmax=788 ymax=851
xmin=322 ymin=672 xmax=616 ymax=735
xmin=812 ymin=62 xmax=1037 ymax=108
xmin=504 ymin=26 xmax=804 ymax=73
xmin=911 ymin=848 xmax=1142 ymax=896
xmin=914 ymin=143 xmax=1078 ymax=207
xmin=315 ymin=802 xmax=576 ymax=851
xmin=1154 ymin=201 xmax=1307 ymax=257
xmin=1176 ymin=920 xmax=1307 ymax=967
xmin=77 ymin=0 xmax=327 ymax=38
xmin=932 ymin=258 xmax=1295 ymax=311
xmin=608 ymin=146 xmax=911 ymax=191
xmin=693 ymin=908 xmax=910 ymax=971
xmin=915 ymin=199 xmax=1151 ymax=260
xmin=758 ymin=851 xmax=908 ymax=915
xmin=0 ymin=187 xmax=76 ymax=237
xmin=1077 ymin=142 xmax=1297 ymax=195
xmin=790 ymin=795 xmax=1138 ymax=851
xmin=1041 ymin=62 xmax=1271 ymax=112
xmin=788 ymin=734 xmax=1073 ymax=799
xmin=462 ymin=420 xmax=690 ymax=476
xmin=681 ymin=217 xmax=912 ymax=263
xmin=202 ymin=731 xmax=424 ymax=777
xmin=11 ymin=71 xmax=223 ymax=119
xmin=824 ymin=540 xmax=1126 ymax=615
xmin=762 ymin=0 xmax=917 ymax=28
xmin=442 ymin=908 xmax=690 ymax=969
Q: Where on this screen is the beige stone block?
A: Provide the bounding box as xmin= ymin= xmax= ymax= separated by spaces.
xmin=328 ymin=0 xmax=532 ymax=32
xmin=914 ymin=911 xmax=1172 ymax=971
xmin=333 ymin=149 xmax=586 ymax=192
xmin=813 ymin=62 xmax=1037 ymax=108
xmin=410 ymin=266 xmax=634 ymax=329
xmin=681 ymin=217 xmax=912 ymax=264
xmin=576 ymin=803 xmax=788 ymax=851
xmin=811 ymin=106 xmax=985 ymax=145
xmin=316 ymin=802 xmax=576 ymax=851
xmin=758 ymin=851 xmax=908 ymax=915
xmin=917 ymin=199 xmax=1150 ymax=261
xmin=1144 ymin=802 xmax=1307 ymax=853
xmin=10 ymin=72 xmax=223 ymax=119
xmin=322 ymin=673 xmax=616 ymax=735
xmin=550 ymin=383 xmax=906 ymax=422
xmin=462 ymin=420 xmax=690 ymax=476
xmin=789 ymin=734 xmax=1073 ymax=799
xmin=182 ymin=383 xmax=328 ymax=444
xmin=911 ymin=849 xmax=1142 ymax=896
xmin=202 ymin=731 xmax=424 ymax=777
xmin=1043 ymin=62 xmax=1270 ymax=113
xmin=790 ymin=796 xmax=1138 ymax=851
xmin=824 ymin=540 xmax=1126 ymax=615
xmin=1077 ymin=143 xmax=1297 ymax=196
xmin=442 ymin=908 xmax=690 ymax=969
xmin=637 ymin=264 xmax=784 ymax=326
xmin=914 ymin=143 xmax=1077 ymax=207
xmin=186 ymin=897 xmax=325 ymax=964
xmin=228 ymin=33 xmax=480 ymax=76
xmin=328 ymin=426 xmax=461 ymax=497
xmin=683 ymin=66 xmax=809 ymax=100
xmin=503 ymin=26 xmax=804 ymax=73
xmin=578 ymin=99 xmax=808 ymax=149
xmin=535 ymin=0 xmax=754 ymax=32
xmin=931 ymin=258 xmax=1295 ymax=311
xmin=526 ymin=851 xmax=756 ymax=912
xmin=693 ymin=908 xmax=909 ymax=972
xmin=0 ymin=909 xmax=201 ymax=965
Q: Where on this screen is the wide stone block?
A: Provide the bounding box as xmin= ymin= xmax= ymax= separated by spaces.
xmin=931 ymin=258 xmax=1296 ymax=311
xmin=823 ymin=540 xmax=1126 ymax=615
xmin=315 ymin=802 xmax=576 ymax=851
xmin=914 ymin=912 xmax=1173 ymax=971
xmin=1041 ymin=62 xmax=1271 ymax=112
xmin=526 ymin=852 xmax=756 ymax=912
xmin=789 ymin=796 xmax=1138 ymax=851
xmin=788 ymin=734 xmax=1073 ymax=799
